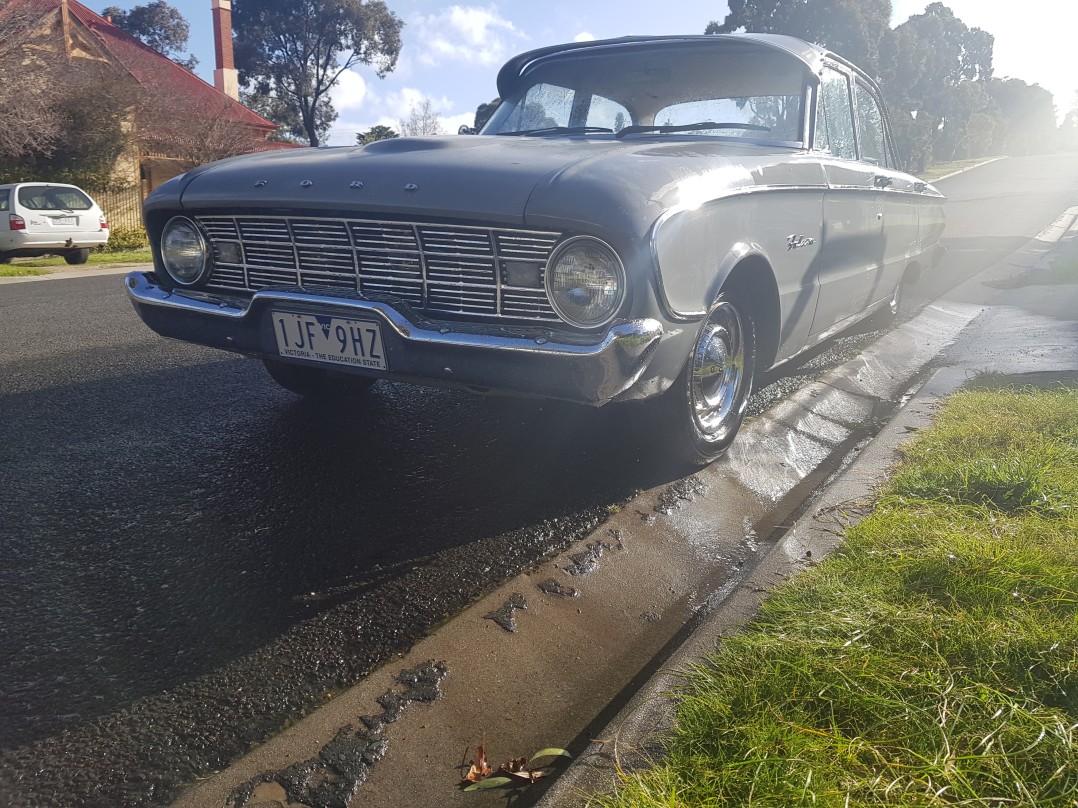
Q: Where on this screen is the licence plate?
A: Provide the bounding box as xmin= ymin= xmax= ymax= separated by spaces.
xmin=272 ymin=311 xmax=388 ymax=371
xmin=53 ymin=216 xmax=77 ymax=226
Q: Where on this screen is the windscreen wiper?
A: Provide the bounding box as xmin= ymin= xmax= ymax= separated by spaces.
xmin=500 ymin=126 xmax=614 ymax=136
xmin=615 ymin=122 xmax=771 ymax=138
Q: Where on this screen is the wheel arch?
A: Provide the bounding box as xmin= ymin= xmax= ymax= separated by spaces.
xmin=718 ymin=254 xmax=781 ymax=374
xmin=901 ymin=259 xmax=922 ymax=286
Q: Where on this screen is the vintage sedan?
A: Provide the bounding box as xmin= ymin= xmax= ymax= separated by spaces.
xmin=126 ymin=34 xmax=944 ymax=464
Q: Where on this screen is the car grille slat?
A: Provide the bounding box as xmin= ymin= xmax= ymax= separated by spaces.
xmin=495 ymin=232 xmax=559 ymax=261
xmin=198 ymin=216 xmax=563 ymax=323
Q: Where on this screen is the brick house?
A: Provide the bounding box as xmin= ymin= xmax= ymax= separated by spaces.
xmin=9 ymin=0 xmax=294 ymax=229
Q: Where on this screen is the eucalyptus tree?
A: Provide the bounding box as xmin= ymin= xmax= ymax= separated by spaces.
xmin=233 ymin=0 xmax=404 ymax=147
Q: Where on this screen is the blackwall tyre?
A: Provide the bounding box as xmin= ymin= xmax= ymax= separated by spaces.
xmin=64 ymin=248 xmax=90 ymax=265
xmin=262 ymin=359 xmax=377 ymax=398
xmin=654 ymin=295 xmax=757 ymax=467
xmin=862 ymin=280 xmax=904 ymax=331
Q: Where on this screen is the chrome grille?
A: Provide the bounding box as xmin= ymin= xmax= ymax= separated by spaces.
xmin=198 ymin=215 xmax=562 ymax=323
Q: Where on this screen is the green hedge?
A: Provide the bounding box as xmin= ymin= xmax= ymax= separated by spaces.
xmin=96 ymin=226 xmax=149 ymax=252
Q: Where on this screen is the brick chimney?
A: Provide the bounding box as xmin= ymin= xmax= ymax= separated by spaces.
xmin=211 ymin=0 xmax=238 ymax=100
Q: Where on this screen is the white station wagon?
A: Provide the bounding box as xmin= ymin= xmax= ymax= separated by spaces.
xmin=126 ymin=34 xmax=944 ymax=465
xmin=0 ymin=182 xmax=109 ymax=265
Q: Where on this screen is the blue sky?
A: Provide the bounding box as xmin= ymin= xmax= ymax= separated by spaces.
xmin=135 ymin=1 xmax=1077 ymax=144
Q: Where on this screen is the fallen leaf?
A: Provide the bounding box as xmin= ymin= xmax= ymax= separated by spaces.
xmin=527 ymin=748 xmax=572 ymax=766
xmin=463 ymin=776 xmax=514 ymax=791
xmin=501 ymin=756 xmax=527 ymax=773
xmin=462 ymin=735 xmax=492 ymax=783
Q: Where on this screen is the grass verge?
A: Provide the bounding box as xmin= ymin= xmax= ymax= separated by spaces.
xmin=2 ymin=248 xmax=152 ymax=273
xmin=0 ymin=265 xmax=51 ymax=277
xmin=595 ymin=384 xmax=1078 ymax=807
xmin=916 ymin=157 xmax=1002 ymax=182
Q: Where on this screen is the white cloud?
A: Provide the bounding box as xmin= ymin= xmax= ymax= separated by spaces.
xmin=383 ymin=87 xmax=439 ymax=121
xmin=412 ymin=5 xmax=524 ymax=67
xmin=329 ymin=69 xmax=368 ymax=111
xmin=326 ymin=85 xmax=474 ymax=144
xmin=442 ymin=111 xmax=477 ymax=134
xmin=573 ymin=31 xmax=596 ymax=42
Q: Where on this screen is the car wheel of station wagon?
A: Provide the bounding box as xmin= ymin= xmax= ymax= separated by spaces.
xmin=0 ymin=254 xmax=10 ymax=264
xmin=64 ymin=249 xmax=90 ymax=265
xmin=656 ymin=295 xmax=757 ymax=466
xmin=262 ymin=359 xmax=377 ymax=398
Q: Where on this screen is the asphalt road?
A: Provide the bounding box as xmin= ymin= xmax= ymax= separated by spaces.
xmin=2 ymin=152 xmax=1077 ymax=807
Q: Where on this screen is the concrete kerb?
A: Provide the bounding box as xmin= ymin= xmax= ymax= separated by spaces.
xmin=535 ymin=206 xmax=1078 ymax=807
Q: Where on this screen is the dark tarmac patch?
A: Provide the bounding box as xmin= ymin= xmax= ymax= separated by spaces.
xmin=537 ymin=578 xmax=579 ymax=598
xmin=564 ymin=540 xmax=611 ymax=576
xmin=230 ymin=661 xmax=448 ymax=808
xmin=655 ymin=475 xmax=708 ymax=514
xmin=483 ymin=593 xmax=528 ymax=632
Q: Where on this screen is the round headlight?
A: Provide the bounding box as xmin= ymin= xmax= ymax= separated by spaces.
xmin=546 ymin=236 xmax=625 ymax=328
xmin=160 ymin=216 xmax=208 ymax=285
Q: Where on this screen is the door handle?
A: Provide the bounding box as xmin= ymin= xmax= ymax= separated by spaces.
xmin=873 ymin=175 xmax=893 ymax=188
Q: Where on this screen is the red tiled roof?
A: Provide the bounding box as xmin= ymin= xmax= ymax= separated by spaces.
xmin=32 ymin=0 xmax=277 ymax=132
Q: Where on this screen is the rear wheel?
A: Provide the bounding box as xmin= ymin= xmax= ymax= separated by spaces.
xmin=263 ymin=359 xmax=376 ymax=398
xmin=862 ymin=278 xmax=906 ymax=331
xmin=64 ymin=249 xmax=90 ymax=265
xmin=0 ymin=254 xmax=10 ymax=265
xmin=654 ymin=294 xmax=757 ymax=466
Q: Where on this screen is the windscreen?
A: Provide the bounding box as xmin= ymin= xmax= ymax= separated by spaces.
xmin=484 ymin=43 xmax=808 ymax=143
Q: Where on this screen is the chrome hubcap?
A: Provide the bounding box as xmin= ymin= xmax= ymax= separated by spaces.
xmin=690 ymin=303 xmax=745 ymax=437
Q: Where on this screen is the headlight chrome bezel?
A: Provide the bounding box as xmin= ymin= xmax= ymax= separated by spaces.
xmin=159 ymin=216 xmax=210 ymax=286
xmin=545 ymin=235 xmax=626 ymax=329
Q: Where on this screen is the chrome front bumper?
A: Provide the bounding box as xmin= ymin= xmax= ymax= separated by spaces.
xmin=125 ymin=272 xmax=664 ymax=406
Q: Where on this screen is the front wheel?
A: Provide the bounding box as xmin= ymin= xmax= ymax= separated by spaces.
xmin=263 ymin=359 xmax=376 ymax=398
xmin=653 ymin=295 xmax=757 ymax=466
xmin=64 ymin=248 xmax=90 ymax=265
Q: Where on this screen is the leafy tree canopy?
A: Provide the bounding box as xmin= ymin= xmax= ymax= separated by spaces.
xmin=102 ymin=1 xmax=197 ymax=69
xmin=707 ymin=0 xmax=892 ymax=75
xmin=234 ymin=0 xmax=404 ymax=147
xmin=242 ymin=91 xmax=322 ymax=144
xmin=357 ymin=124 xmax=399 ymax=144
xmin=474 ymin=98 xmax=500 ymax=131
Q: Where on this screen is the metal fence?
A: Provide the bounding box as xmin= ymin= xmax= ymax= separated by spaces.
xmin=94 ymin=186 xmax=144 ymax=231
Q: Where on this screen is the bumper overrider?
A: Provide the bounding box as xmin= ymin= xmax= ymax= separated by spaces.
xmin=125 ymin=271 xmax=664 ymax=406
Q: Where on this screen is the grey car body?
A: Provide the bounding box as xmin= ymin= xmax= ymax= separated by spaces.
xmin=126 ymin=34 xmax=944 ymax=464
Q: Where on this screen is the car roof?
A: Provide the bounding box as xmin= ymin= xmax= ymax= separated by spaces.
xmin=495 ymin=34 xmax=837 ymax=100
xmin=0 ymin=182 xmax=88 ymax=191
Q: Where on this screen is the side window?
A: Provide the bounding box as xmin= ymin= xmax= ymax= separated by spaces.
xmin=0 ymin=190 xmax=8 ymax=211
xmin=854 ymin=81 xmax=890 ymax=167
xmin=585 ymin=95 xmax=630 ymax=132
xmin=815 ymin=67 xmax=856 ymax=160
xmin=501 ymin=83 xmax=575 ymax=130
